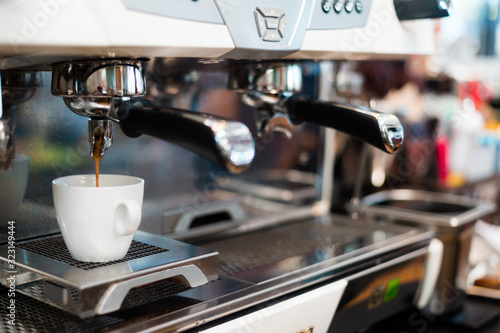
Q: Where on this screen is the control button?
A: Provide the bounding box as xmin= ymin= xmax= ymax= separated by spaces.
xmin=254 ymin=7 xmax=286 ymax=42
xmin=266 ymin=17 xmax=279 ymax=30
xmin=344 ymin=0 xmax=354 ymax=13
xmin=278 ymin=15 xmax=286 ymax=37
xmin=321 ymin=0 xmax=331 ymax=13
xmin=255 ymin=13 xmax=267 ymax=37
xmin=333 ymin=0 xmax=343 ymax=13
xmin=263 ymin=30 xmax=282 ymax=42
xmin=257 ymin=6 xmax=284 ymax=18
xmin=355 ymin=1 xmax=363 ymax=13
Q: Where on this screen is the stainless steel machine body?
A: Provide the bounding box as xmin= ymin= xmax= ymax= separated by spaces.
xmin=0 ymin=1 xmax=452 ymax=332
xmin=362 ymin=190 xmax=496 ymax=316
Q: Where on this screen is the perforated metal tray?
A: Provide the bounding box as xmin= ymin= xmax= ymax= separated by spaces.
xmin=0 ymin=231 xmax=218 ymax=318
xmin=0 ymin=216 xmax=433 ymax=333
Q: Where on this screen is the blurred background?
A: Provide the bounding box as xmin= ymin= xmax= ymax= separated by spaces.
xmin=330 ymin=0 xmax=500 ymax=223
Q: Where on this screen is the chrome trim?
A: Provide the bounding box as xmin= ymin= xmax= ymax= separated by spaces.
xmin=52 ymin=59 xmax=146 ymax=120
xmin=89 ymin=118 xmax=113 ymax=159
xmin=96 ymin=264 xmax=209 ymax=315
xmin=104 ymin=216 xmax=433 ymax=333
xmin=361 ymin=189 xmax=496 ymax=228
xmin=204 ymin=118 xmax=255 ymax=174
xmin=331 ymin=102 xmax=404 ymax=154
xmin=0 ymin=231 xmax=219 ymax=318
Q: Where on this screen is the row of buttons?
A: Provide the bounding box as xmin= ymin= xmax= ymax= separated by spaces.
xmin=321 ymin=0 xmax=363 ymax=14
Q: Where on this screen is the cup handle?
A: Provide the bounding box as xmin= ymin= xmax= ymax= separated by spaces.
xmin=114 ymin=200 xmax=142 ymax=236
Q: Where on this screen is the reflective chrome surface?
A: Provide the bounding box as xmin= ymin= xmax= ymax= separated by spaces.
xmin=229 ymin=61 xmax=404 ymax=153
xmin=229 ymin=62 xmax=302 ymax=139
xmin=0 ymin=74 xmax=10 ymax=169
xmin=89 ymin=118 xmax=113 ymax=159
xmin=1 ymin=71 xmax=39 ymax=106
xmin=379 ymin=113 xmax=404 ymax=153
xmin=52 ymin=60 xmax=146 ymax=119
xmin=361 ymin=189 xmax=496 ymax=315
xmin=0 ymin=71 xmax=40 ymax=170
xmin=361 ymin=189 xmax=496 ymax=227
xmin=0 ymin=231 xmax=218 ymax=318
xmin=52 ymin=60 xmax=255 ymax=173
xmin=0 ymin=120 xmax=13 ymax=170
xmin=52 ymin=60 xmax=147 ymax=97
xmin=332 ymin=102 xmax=404 ymax=154
xmin=0 ymin=60 xmax=426 ymax=332
xmin=228 ymin=62 xmax=303 ymax=100
xmin=207 ymin=119 xmax=255 ymax=174
xmin=0 ymin=216 xmax=433 ymax=332
xmin=52 ymin=60 xmax=147 ymax=161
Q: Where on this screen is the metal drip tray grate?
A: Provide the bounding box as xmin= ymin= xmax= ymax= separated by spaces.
xmin=18 ymin=237 xmax=169 ymax=270
xmin=199 ymin=216 xmax=417 ymax=283
xmin=0 ymin=279 xmax=194 ymax=333
xmin=0 ymin=231 xmax=219 ymax=318
xmin=0 ymin=286 xmax=123 ymax=333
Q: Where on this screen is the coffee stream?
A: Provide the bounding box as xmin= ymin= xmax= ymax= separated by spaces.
xmin=92 ymin=131 xmax=104 ymax=187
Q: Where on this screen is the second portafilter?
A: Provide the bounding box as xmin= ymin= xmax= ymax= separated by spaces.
xmin=228 ymin=61 xmax=404 ymax=155
xmin=51 ymin=59 xmax=255 ymax=174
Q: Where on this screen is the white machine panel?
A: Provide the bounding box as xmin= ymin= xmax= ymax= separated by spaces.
xmin=0 ymin=0 xmax=437 ymax=63
xmin=200 ymin=279 xmax=348 ymax=333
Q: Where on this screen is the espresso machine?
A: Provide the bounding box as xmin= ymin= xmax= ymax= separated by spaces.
xmin=0 ymin=0 xmax=454 ymax=332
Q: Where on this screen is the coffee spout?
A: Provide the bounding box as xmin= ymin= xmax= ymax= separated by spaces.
xmin=89 ymin=119 xmax=113 ymax=160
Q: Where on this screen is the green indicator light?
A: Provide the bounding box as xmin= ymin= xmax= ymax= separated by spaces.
xmin=384 ymin=278 xmax=399 ymax=302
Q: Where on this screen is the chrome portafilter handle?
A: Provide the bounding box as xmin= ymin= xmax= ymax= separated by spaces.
xmin=229 ymin=62 xmax=302 ymax=140
xmin=229 ymin=61 xmax=404 ymax=154
xmin=118 ymin=99 xmax=255 ymax=174
xmin=52 ymin=59 xmax=255 ymax=174
xmin=52 ymin=59 xmax=147 ymax=160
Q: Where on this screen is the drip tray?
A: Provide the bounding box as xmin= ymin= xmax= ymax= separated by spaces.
xmin=0 ymin=231 xmax=218 ymax=318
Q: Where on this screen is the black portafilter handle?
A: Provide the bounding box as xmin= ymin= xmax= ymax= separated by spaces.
xmin=117 ymin=99 xmax=255 ymax=174
xmin=286 ymin=97 xmax=404 ymax=154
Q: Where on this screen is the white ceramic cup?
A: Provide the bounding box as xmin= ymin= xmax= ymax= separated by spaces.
xmin=52 ymin=174 xmax=144 ymax=262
